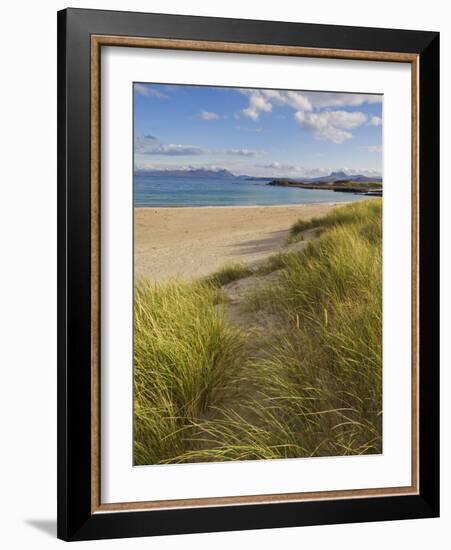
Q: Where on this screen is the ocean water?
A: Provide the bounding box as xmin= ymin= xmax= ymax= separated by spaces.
xmin=134 ymin=175 xmax=367 ymax=207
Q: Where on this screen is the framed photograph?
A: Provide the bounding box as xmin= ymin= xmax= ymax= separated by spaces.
xmin=57 ymin=8 xmax=439 ymax=541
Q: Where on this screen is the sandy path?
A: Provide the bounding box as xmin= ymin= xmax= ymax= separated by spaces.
xmin=134 ymin=204 xmax=341 ymax=281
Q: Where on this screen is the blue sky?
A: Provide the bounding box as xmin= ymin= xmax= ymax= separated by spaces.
xmin=134 ymin=83 xmax=382 ymax=178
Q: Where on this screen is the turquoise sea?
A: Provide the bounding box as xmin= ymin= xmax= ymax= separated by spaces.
xmin=133 ymin=175 xmax=367 ymax=207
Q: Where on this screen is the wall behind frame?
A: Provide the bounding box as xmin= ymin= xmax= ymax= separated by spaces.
xmin=0 ymin=0 xmax=448 ymax=549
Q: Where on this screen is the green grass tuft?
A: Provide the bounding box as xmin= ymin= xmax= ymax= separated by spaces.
xmin=203 ymin=262 xmax=253 ymax=287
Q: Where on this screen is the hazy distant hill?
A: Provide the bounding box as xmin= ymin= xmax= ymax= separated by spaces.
xmin=246 ymin=171 xmax=382 ymax=184
xmin=134 ymin=168 xmax=237 ymax=179
xmin=134 ymin=168 xmax=382 ymax=184
xmin=306 ymin=171 xmax=382 ymax=184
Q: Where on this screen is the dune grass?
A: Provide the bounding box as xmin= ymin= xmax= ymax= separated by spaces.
xmin=134 ymin=280 xmax=247 ymax=465
xmin=289 ymin=199 xmax=381 ymax=242
xmin=245 ymin=207 xmax=383 ymax=457
xmin=203 ymin=262 xmax=253 ymax=287
xmin=134 ymin=199 xmax=382 ymax=464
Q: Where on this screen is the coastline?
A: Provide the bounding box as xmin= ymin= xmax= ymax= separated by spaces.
xmin=134 ymin=203 xmax=343 ymax=281
xmin=134 ymin=201 xmax=346 ymax=210
xmin=267 ymin=179 xmax=383 ymax=196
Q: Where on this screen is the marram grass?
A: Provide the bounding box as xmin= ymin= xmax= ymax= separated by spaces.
xmin=134 ymin=280 xmax=248 ymax=464
xmin=289 ymin=198 xmax=381 ymax=242
xmin=134 ymin=199 xmax=382 ymax=464
xmin=203 ymin=261 xmax=253 ymax=287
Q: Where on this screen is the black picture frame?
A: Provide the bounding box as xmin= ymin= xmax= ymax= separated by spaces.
xmin=57 ymin=7 xmax=439 ymax=541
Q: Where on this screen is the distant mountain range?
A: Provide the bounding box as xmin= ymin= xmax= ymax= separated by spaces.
xmin=246 ymin=170 xmax=382 ymax=184
xmin=134 ymin=167 xmax=382 ymax=183
xmin=300 ymin=171 xmax=382 ymax=184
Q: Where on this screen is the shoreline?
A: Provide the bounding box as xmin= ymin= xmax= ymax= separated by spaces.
xmin=134 ymin=203 xmax=342 ymax=281
xmin=267 ymin=179 xmax=383 ymax=196
xmin=134 ymin=201 xmax=348 ymax=210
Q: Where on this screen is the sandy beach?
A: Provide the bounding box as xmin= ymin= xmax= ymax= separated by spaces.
xmin=134 ymin=203 xmax=342 ymax=281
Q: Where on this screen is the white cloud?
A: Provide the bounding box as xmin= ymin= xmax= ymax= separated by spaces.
xmin=250 ymin=94 xmax=272 ymax=112
xmin=134 ymin=84 xmax=168 ymax=99
xmin=146 ymin=144 xmax=206 ymax=156
xmin=329 ymin=167 xmax=382 ymax=177
xmin=134 ymin=161 xmax=157 ymax=171
xmin=364 ymin=145 xmax=383 ymax=153
xmin=135 ymin=135 xmax=259 ymax=157
xmin=369 ymin=115 xmax=383 ymax=126
xmin=226 ymin=149 xmax=257 ymax=157
xmin=241 ymin=91 xmax=272 ymax=120
xmin=239 ymin=89 xmax=381 ymax=121
xmin=304 ymin=92 xmax=382 ymax=109
xmin=198 ymin=110 xmax=220 ymax=120
xmin=255 ymin=162 xmax=335 ymax=177
xmin=238 ymin=89 xmax=380 ymax=144
xmin=240 ymin=89 xmax=309 ymax=120
xmin=261 ymin=161 xmax=297 ymax=171
xmin=134 ymin=135 xmax=158 ymax=152
xmin=295 ymin=110 xmax=367 ymax=143
xmin=135 ymin=135 xmax=205 ymax=156
xmin=241 ymin=107 xmax=260 ymax=121
xmin=261 ymin=90 xmax=313 ymax=111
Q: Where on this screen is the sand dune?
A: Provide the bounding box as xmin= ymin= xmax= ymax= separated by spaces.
xmin=134 ymin=204 xmax=342 ymax=281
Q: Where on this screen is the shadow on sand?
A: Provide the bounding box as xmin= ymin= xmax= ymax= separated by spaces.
xmin=228 ymin=229 xmax=287 ymax=256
